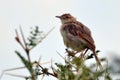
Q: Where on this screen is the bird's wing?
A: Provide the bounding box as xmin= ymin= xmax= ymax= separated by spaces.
xmin=64 ymin=22 xmax=95 ymax=50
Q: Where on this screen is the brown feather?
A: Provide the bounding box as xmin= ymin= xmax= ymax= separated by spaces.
xmin=57 ymin=13 xmax=103 ymax=70
xmin=63 ymin=22 xmax=95 ymax=51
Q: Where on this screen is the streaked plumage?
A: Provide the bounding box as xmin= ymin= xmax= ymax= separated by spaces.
xmin=56 ymin=13 xmax=102 ymax=70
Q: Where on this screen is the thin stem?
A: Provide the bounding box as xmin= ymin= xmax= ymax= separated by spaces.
xmin=19 ymin=26 xmax=31 ymax=64
xmin=29 ymin=27 xmax=55 ymax=50
xmin=5 ymin=73 xmax=28 ymax=79
xmin=16 ymin=27 xmax=35 ymax=80
xmin=19 ymin=26 xmax=28 ymax=50
xmin=15 ymin=29 xmax=25 ymax=51
xmin=38 ymin=64 xmax=57 ymax=78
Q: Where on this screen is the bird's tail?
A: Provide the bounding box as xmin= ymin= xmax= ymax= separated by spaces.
xmin=93 ymin=50 xmax=103 ymax=70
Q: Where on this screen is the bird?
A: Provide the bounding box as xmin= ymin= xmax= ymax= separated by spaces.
xmin=56 ymin=13 xmax=102 ymax=70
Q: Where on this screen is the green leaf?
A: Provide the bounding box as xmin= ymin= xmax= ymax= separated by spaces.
xmin=15 ymin=51 xmax=33 ymax=74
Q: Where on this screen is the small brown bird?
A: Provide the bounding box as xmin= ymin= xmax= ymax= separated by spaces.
xmin=56 ymin=13 xmax=102 ymax=70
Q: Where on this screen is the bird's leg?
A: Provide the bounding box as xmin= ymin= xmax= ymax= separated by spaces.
xmin=93 ymin=50 xmax=103 ymax=70
xmin=80 ymin=49 xmax=89 ymax=59
xmin=83 ymin=48 xmax=89 ymax=56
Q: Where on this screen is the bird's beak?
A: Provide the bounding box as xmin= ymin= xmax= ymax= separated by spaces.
xmin=56 ymin=16 xmax=61 ymax=18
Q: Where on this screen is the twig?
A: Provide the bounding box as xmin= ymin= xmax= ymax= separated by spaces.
xmin=38 ymin=64 xmax=57 ymax=78
xmin=19 ymin=26 xmax=31 ymax=64
xmin=5 ymin=73 xmax=29 ymax=79
xmin=29 ymin=27 xmax=55 ymax=50
xmin=0 ymin=66 xmax=26 ymax=80
xmin=19 ymin=26 xmax=28 ymax=51
xmin=15 ymin=29 xmax=25 ymax=51
xmin=56 ymin=51 xmax=66 ymax=60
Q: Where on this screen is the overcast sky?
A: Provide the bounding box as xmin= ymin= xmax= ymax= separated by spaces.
xmin=0 ymin=0 xmax=120 ymax=80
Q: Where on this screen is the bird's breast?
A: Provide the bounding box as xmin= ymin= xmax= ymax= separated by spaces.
xmin=60 ymin=25 xmax=86 ymax=51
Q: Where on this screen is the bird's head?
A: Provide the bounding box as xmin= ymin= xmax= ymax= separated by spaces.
xmin=56 ymin=13 xmax=76 ymax=24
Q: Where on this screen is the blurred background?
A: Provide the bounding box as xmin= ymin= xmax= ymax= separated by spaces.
xmin=0 ymin=0 xmax=120 ymax=80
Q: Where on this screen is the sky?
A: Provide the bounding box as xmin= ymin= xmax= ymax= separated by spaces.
xmin=0 ymin=0 xmax=120 ymax=80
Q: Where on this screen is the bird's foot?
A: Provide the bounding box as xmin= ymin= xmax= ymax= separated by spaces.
xmin=65 ymin=48 xmax=76 ymax=57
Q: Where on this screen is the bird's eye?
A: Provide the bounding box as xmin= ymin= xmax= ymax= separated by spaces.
xmin=65 ymin=16 xmax=69 ymax=18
